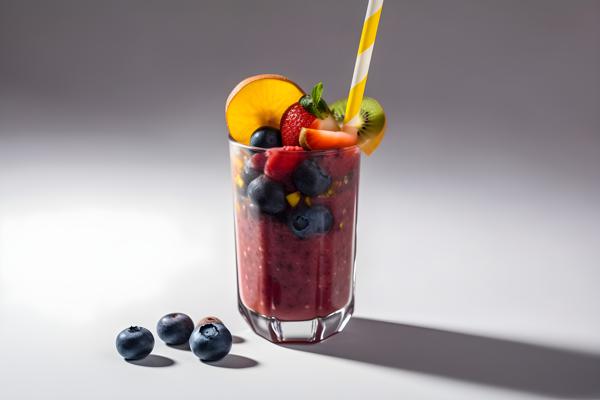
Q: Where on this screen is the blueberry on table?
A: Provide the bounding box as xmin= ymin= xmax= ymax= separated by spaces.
xmin=247 ymin=175 xmax=286 ymax=215
xmin=115 ymin=326 xmax=154 ymax=360
xmin=289 ymin=205 xmax=333 ymax=239
xmin=250 ymin=126 xmax=282 ymax=149
xmin=189 ymin=319 xmax=233 ymax=362
xmin=293 ymin=159 xmax=332 ymax=196
xmin=156 ymin=313 xmax=194 ymax=345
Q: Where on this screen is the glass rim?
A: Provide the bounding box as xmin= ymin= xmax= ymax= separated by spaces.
xmin=228 ymin=136 xmax=360 ymax=156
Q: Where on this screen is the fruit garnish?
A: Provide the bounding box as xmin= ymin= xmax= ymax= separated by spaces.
xmin=330 ymin=97 xmax=386 ymax=155
xmin=226 ymin=74 xmax=304 ymax=145
xmin=288 ymin=205 xmax=333 ymax=239
xmin=249 ymin=126 xmax=282 ymax=149
xmin=280 ymin=82 xmax=339 ymax=146
xmin=156 ymin=313 xmax=194 ymax=346
xmin=292 ymin=159 xmax=332 ymax=196
xmin=299 ymin=82 xmax=331 ymax=120
xmin=286 ymin=191 xmax=301 ymax=208
xmin=264 ymin=146 xmax=305 ymax=184
xmin=189 ymin=318 xmax=232 ymax=362
xmin=299 ymin=127 xmax=358 ymax=150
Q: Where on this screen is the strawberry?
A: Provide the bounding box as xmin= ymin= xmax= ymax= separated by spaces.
xmin=264 ymin=146 xmax=305 ymax=186
xmin=280 ymin=103 xmax=316 ymax=146
xmin=280 ymin=82 xmax=339 ymax=146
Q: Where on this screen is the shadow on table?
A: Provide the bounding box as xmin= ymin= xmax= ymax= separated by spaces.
xmin=232 ymin=335 xmax=246 ymax=344
xmin=285 ymin=317 xmax=600 ymax=398
xmin=203 ymin=354 xmax=258 ymax=369
xmin=127 ymin=354 xmax=175 ymax=367
xmin=168 ymin=342 xmax=191 ymax=351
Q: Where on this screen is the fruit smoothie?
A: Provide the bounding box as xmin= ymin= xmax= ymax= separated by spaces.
xmin=231 ymin=145 xmax=360 ymax=321
xmin=226 ymin=76 xmax=385 ymax=342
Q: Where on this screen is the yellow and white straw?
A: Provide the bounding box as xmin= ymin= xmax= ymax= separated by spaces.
xmin=344 ymin=0 xmax=384 ymax=129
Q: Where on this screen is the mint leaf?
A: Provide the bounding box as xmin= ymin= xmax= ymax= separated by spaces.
xmin=311 ymin=82 xmax=324 ymax=106
xmin=300 ymin=82 xmax=331 ymax=119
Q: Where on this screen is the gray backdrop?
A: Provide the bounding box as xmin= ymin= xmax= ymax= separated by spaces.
xmin=1 ymin=1 xmax=599 ymax=399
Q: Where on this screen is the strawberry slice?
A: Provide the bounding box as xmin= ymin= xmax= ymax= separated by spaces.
xmin=264 ymin=146 xmax=305 ymax=184
xmin=299 ymin=128 xmax=358 ymax=150
xmin=280 ymin=82 xmax=339 ymax=146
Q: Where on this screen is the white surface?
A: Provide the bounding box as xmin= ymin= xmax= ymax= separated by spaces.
xmin=1 ymin=151 xmax=599 ymax=399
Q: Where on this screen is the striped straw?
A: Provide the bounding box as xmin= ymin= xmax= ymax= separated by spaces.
xmin=344 ymin=0 xmax=384 ymax=128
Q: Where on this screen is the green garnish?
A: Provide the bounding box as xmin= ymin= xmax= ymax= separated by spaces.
xmin=300 ymin=82 xmax=331 ymax=119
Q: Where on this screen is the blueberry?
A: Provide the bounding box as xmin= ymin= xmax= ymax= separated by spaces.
xmin=241 ymin=159 xmax=261 ymax=186
xmin=247 ymin=175 xmax=286 ymax=215
xmin=293 ymin=160 xmax=332 ymax=196
xmin=156 ymin=313 xmax=194 ymax=345
xmin=189 ymin=321 xmax=233 ymax=362
xmin=250 ymin=127 xmax=282 ymax=149
xmin=115 ymin=326 xmax=154 ymax=360
xmin=288 ymin=205 xmax=333 ymax=238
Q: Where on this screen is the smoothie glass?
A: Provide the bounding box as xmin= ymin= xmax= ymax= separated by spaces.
xmin=229 ymin=140 xmax=360 ymax=343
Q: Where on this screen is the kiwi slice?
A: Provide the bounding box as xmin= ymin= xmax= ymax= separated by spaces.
xmin=330 ymin=97 xmax=385 ymax=142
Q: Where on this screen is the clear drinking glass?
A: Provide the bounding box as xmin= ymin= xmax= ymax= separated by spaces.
xmin=229 ymin=140 xmax=360 ymax=343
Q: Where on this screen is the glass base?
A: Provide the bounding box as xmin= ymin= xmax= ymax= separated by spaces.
xmin=238 ymin=299 xmax=354 ymax=344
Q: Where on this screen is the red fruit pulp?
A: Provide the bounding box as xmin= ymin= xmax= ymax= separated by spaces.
xmin=233 ymin=147 xmax=360 ymax=320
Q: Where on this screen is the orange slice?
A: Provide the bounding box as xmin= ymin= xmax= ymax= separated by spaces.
xmin=226 ymin=74 xmax=304 ymax=145
xmin=299 ymin=128 xmax=358 ymax=150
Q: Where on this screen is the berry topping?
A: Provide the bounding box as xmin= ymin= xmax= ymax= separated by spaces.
xmin=156 ymin=313 xmax=194 ymax=346
xmin=280 ymin=82 xmax=339 ymax=146
xmin=241 ymin=164 xmax=261 ymax=187
xmin=249 ymin=126 xmax=282 ymax=148
xmin=264 ymin=146 xmax=305 ymax=183
xmin=189 ymin=319 xmax=233 ymax=362
xmin=247 ymin=175 xmax=286 ymax=215
xmin=248 ymin=152 xmax=267 ymax=171
xmin=288 ymin=205 xmax=334 ymax=239
xmin=292 ymin=159 xmax=332 ymax=196
xmin=115 ymin=326 xmax=154 ymax=361
xmin=241 ymin=153 xmax=266 ymax=187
